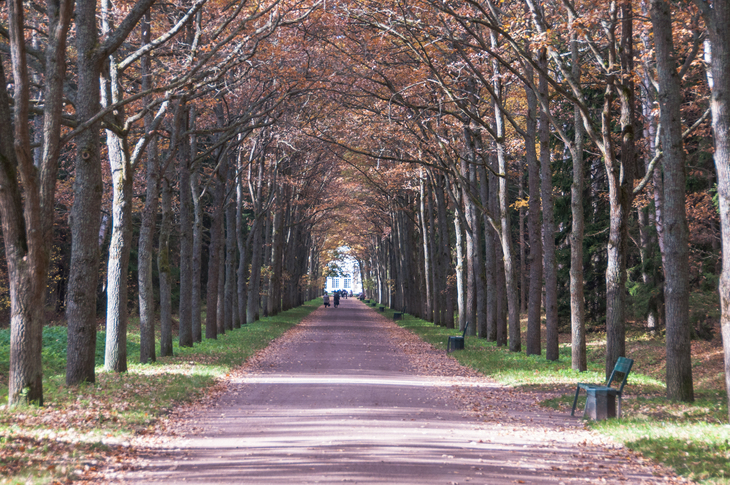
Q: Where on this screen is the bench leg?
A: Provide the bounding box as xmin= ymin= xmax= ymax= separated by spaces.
xmin=617 ymin=395 xmax=622 ymax=419
xmin=571 ymin=387 xmax=581 ymax=417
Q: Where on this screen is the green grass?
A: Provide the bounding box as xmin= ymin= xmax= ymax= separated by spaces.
xmin=389 ymin=309 xmax=730 ymax=485
xmin=0 ymin=299 xmax=320 ymax=483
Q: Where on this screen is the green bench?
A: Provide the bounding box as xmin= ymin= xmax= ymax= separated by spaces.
xmin=447 ymin=321 xmax=469 ymax=353
xmin=571 ymin=357 xmax=633 ymax=420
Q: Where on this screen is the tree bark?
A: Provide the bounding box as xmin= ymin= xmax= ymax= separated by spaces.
xmin=569 ymin=13 xmax=587 ymax=371
xmin=696 ymin=0 xmax=730 ymax=420
xmin=419 ymin=170 xmax=433 ymax=322
xmin=104 ymin=113 xmax=134 ymax=369
xmin=2 ymin=0 xmax=72 ymax=403
xmin=454 ymin=188 xmax=466 ymax=330
xmin=178 ymin=104 xmax=194 ymax=347
xmin=651 ymin=0 xmax=693 ymax=401
xmin=525 ymin=62 xmax=542 ymax=356
xmin=479 ymin=163 xmax=497 ymax=341
xmin=225 ymin=163 xmax=238 ymax=328
xmin=191 ymin=121 xmax=203 ymax=342
xmin=157 ymin=159 xmax=173 ymax=357
xmin=539 ymin=49 xmax=559 ymax=361
xmin=66 ymin=0 xmax=104 ymax=387
xmin=137 ymin=11 xmax=160 ymax=362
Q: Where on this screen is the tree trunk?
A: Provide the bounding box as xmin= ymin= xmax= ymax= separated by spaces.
xmin=651 ymin=0 xmax=693 ymax=402
xmin=699 ymin=0 xmax=730 ymax=420
xmin=3 ymin=0 xmax=72 ymax=404
xmin=225 ymin=164 xmax=238 ymax=329
xmin=539 ymin=49 xmax=559 ymax=361
xmin=66 ymin=0 xmax=104 ymax=387
xmin=137 ymin=12 xmax=160 ymax=361
xmin=454 ymin=189 xmax=466 ymax=330
xmin=605 ymin=1 xmax=636 ymax=378
xmin=158 ymin=162 xmax=173 ymax=357
xmin=570 ymin=14 xmax=587 ymax=371
xmin=525 ymin=64 xmax=543 ymax=357
xmin=0 ymin=51 xmax=44 ymax=403
xmin=236 ymin=144 xmax=249 ymax=326
xmin=419 ymin=170 xmax=433 ymax=322
xmin=191 ymin=137 xmax=203 ymax=342
xmin=247 ymin=203 xmax=264 ymax=324
xmin=519 ymin=160 xmax=527 ymax=315
xmin=217 ymin=228 xmax=226 ymax=335
xmin=205 ymin=164 xmax=225 ymax=338
xmin=178 ymin=104 xmax=194 ymax=347
xmin=104 ymin=121 xmax=134 ymax=369
xmin=268 ymin=197 xmax=285 ymax=317
xmin=434 ymin=175 xmax=453 ymax=328
xmin=479 ymin=163 xmax=497 ymax=341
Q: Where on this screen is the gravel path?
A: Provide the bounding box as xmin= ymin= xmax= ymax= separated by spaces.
xmin=116 ymin=299 xmax=687 ymax=484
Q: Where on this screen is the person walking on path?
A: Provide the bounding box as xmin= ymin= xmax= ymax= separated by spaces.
xmin=323 ymin=293 xmax=330 ymax=308
xmin=333 ymin=292 xmax=340 ymax=308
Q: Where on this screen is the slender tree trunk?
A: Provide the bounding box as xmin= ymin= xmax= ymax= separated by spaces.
xmin=479 ymin=163 xmax=497 ymax=341
xmin=461 ymin=161 xmax=476 ymax=334
xmin=262 ymin=214 xmax=273 ymax=317
xmin=651 ymin=0 xmax=693 ymax=402
xmin=225 ymin=165 xmax=238 ymax=329
xmin=247 ymin=214 xmax=264 ymax=323
xmin=454 ymin=188 xmax=466 ymax=330
xmin=269 ymin=198 xmax=285 ymax=317
xmin=640 ymin=77 xmax=660 ymax=332
xmin=178 ymin=104 xmax=193 ymax=347
xmin=570 ymin=13 xmax=587 ymax=371
xmin=137 ymin=12 xmax=160 ymax=361
xmin=217 ymin=228 xmax=226 ymax=335
xmin=236 ymin=145 xmax=249 ymax=326
xmin=158 ymin=161 xmax=173 ymax=357
xmin=605 ymin=1 xmax=637 ymax=378
xmin=427 ymin=175 xmax=438 ymax=323
xmin=539 ymin=49 xmax=559 ymax=361
xmin=434 ymin=175 xmax=453 ymax=328
xmin=104 ymin=124 xmax=134 ymax=369
xmin=525 ymin=63 xmax=542 ymax=356
xmin=419 ymin=170 xmax=433 ymax=322
xmin=205 ymin=165 xmax=225 ymax=339
xmin=519 ymin=161 xmax=527 ymax=315
xmin=191 ymin=153 xmax=203 ymax=342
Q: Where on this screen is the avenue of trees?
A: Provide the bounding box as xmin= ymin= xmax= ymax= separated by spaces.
xmin=1 ymin=0 xmax=729 ymax=421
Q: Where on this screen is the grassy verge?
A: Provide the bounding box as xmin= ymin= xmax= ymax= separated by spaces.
xmin=384 ymin=307 xmax=730 ymax=485
xmin=0 ymin=299 xmax=319 ymax=484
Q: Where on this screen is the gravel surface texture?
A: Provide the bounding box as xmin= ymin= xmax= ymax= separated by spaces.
xmin=115 ymin=299 xmax=689 ymax=484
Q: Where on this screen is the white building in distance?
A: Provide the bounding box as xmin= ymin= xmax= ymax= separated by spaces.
xmin=324 ymin=254 xmax=362 ymax=295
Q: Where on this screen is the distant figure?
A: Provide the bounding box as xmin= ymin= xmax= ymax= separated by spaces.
xmin=349 ymin=291 xmax=353 ymax=298
xmin=333 ymin=292 xmax=340 ymax=308
xmin=323 ymin=294 xmax=330 ymax=308
xmin=342 ymin=290 xmax=348 ymax=299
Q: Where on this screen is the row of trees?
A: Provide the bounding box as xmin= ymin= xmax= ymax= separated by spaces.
xmin=1 ymin=0 xmax=339 ymax=405
xmin=2 ymin=0 xmax=729 ymax=422
xmin=297 ymin=0 xmax=728 ymax=418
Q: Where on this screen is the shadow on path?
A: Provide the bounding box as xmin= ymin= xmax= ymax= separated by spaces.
xmin=117 ymin=300 xmax=686 ymax=484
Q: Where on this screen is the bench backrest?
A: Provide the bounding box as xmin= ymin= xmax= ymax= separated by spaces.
xmin=461 ymin=321 xmax=470 ymax=338
xmin=606 ymin=357 xmax=634 ymax=393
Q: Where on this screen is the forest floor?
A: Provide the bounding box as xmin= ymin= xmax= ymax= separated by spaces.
xmin=112 ymin=299 xmax=688 ymax=484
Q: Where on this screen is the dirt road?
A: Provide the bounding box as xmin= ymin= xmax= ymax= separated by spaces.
xmin=117 ymin=299 xmax=685 ymax=484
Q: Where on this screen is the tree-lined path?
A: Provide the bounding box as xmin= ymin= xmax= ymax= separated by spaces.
xmin=118 ymin=300 xmax=681 ymax=484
